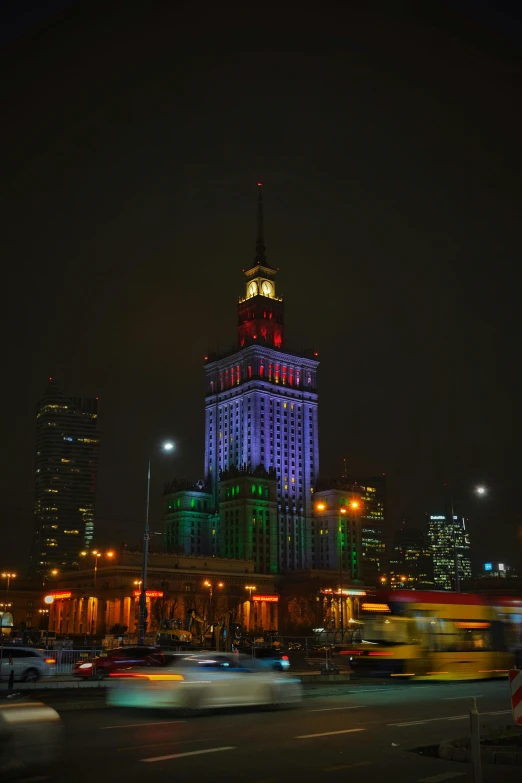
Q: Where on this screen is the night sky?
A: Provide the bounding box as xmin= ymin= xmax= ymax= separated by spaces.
xmin=2 ymin=1 xmax=522 ymax=575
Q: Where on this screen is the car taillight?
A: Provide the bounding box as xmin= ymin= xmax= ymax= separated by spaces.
xmin=109 ymin=672 xmax=184 ymax=681
xmin=368 ymin=651 xmax=393 ymax=657
xmin=282 ymin=655 xmax=289 ymax=661
xmin=45 ymin=658 xmax=56 ymax=664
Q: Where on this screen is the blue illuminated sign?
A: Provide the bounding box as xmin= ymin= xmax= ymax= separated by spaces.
xmin=484 ymin=563 xmax=493 ymax=571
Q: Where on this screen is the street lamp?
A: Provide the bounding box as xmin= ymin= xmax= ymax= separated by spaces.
xmin=1 ymin=573 xmax=16 ymax=592
xmin=80 ymin=550 xmax=115 ymax=635
xmin=337 ymin=500 xmax=361 ymax=640
xmin=245 ymin=585 xmax=257 ymax=601
xmin=138 ymin=440 xmax=176 ymax=646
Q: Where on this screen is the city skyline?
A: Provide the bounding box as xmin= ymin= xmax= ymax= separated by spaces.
xmin=2 ymin=2 xmax=521 ymax=574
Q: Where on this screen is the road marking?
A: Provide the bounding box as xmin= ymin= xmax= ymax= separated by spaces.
xmin=309 ymin=706 xmax=366 ymax=712
xmin=142 ymin=746 xmax=236 ymax=763
xmin=101 ymin=720 xmax=185 ymax=730
xmin=418 ymin=773 xmax=465 ymax=782
xmin=118 ymin=739 xmax=212 ymax=752
xmin=296 ymin=728 xmax=365 ymax=739
xmin=482 ymin=709 xmax=511 ymax=716
xmin=443 ymin=695 xmax=483 ymax=700
xmin=389 ymin=715 xmax=467 ymax=727
xmin=324 ymin=761 xmax=372 ymax=771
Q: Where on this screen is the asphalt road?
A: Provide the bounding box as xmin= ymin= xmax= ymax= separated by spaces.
xmin=39 ymin=681 xmax=520 ymax=783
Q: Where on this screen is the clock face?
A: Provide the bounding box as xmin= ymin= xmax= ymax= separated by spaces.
xmin=247 ymin=281 xmax=258 ymax=297
xmin=261 ymin=280 xmax=273 ymax=296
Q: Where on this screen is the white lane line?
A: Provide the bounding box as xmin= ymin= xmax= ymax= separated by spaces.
xmin=390 ymin=708 xmax=511 ymax=727
xmin=142 ymin=746 xmax=236 ymax=763
xmin=101 ymin=720 xmax=185 ymax=730
xmin=296 ymin=728 xmax=365 ymax=739
xmin=389 ymin=715 xmax=466 ymax=727
xmin=443 ymin=695 xmax=483 ymax=700
xmin=309 ymin=706 xmax=366 ymax=712
xmin=418 ymin=773 xmax=465 ymax=782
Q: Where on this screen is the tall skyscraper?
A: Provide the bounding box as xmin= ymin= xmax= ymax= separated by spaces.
xmin=203 ymin=184 xmax=319 ymax=571
xmin=30 ymin=381 xmax=100 ymax=577
xmin=427 ymin=513 xmax=472 ymax=590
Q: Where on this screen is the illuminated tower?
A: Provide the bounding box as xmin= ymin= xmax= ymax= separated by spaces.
xmin=204 ymin=185 xmax=319 ymax=571
xmin=30 ymin=381 xmax=100 ymax=577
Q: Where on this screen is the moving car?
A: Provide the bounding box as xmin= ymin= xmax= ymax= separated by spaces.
xmin=0 ymin=646 xmax=56 ymax=682
xmin=248 ymin=647 xmax=290 ymax=671
xmin=73 ymin=646 xmax=165 ymax=680
xmin=107 ymin=652 xmax=302 ymax=712
xmin=0 ymin=694 xmax=63 ymax=781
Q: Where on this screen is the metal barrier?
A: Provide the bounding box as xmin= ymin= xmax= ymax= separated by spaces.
xmin=48 ymin=649 xmax=103 ymax=675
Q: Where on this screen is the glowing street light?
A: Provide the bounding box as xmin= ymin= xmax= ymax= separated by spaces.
xmin=475 ymin=486 xmax=487 ymax=496
xmin=138 ymin=439 xmax=176 ymax=646
xmin=245 ymin=585 xmax=257 ymax=601
xmin=1 ymin=572 xmax=16 ymax=592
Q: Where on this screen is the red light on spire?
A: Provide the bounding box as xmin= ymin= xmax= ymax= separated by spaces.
xmin=49 ymin=377 xmax=53 ymax=381
xmin=204 ymin=356 xmax=208 ymax=360
xmin=257 ymin=182 xmax=263 ymax=187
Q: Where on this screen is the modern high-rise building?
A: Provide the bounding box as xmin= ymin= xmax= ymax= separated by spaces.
xmin=426 ymin=513 xmax=472 ymax=590
xmin=202 ymin=184 xmax=319 ymax=572
xmin=30 ymin=381 xmax=100 ymax=577
xmin=387 ymin=524 xmax=434 ymax=589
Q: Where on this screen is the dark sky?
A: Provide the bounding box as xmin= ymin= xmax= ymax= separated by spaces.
xmin=2 ymin=1 xmax=522 ymax=575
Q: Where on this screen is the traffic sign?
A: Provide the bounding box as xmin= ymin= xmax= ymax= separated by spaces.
xmin=508 ymin=669 xmax=522 ymax=725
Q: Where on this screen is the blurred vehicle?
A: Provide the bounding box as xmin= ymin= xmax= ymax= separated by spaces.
xmin=0 ymin=647 xmax=56 ymax=682
xmin=248 ymin=647 xmax=290 ymax=671
xmin=287 ymin=642 xmax=302 ymax=651
xmin=107 ymin=652 xmax=301 ymax=712
xmin=73 ymin=646 xmax=165 ymax=680
xmin=0 ymin=694 xmax=63 ymax=780
xmin=347 ymin=590 xmax=522 ymax=681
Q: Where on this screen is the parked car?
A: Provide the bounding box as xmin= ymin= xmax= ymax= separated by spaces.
xmin=107 ymin=652 xmax=301 ymax=712
xmin=287 ymin=642 xmax=302 ymax=651
xmin=0 ymin=646 xmax=57 ymax=682
xmin=73 ymin=646 xmax=165 ymax=680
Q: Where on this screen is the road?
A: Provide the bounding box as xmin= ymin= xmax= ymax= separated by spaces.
xmin=40 ymin=680 xmax=519 ymax=783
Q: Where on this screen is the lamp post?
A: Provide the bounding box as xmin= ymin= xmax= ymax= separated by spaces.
xmin=80 ymin=550 xmax=114 ymax=636
xmin=1 ymin=573 xmax=16 ymax=593
xmin=245 ymin=585 xmax=256 ymax=632
xmin=203 ymin=580 xmax=224 ymax=648
xmin=138 ymin=440 xmax=175 ymax=646
xmin=338 ymin=499 xmax=360 ymax=641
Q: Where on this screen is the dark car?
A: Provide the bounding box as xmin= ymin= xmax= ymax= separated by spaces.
xmin=247 ymin=647 xmax=290 ymax=671
xmin=73 ymin=647 xmax=165 ymax=680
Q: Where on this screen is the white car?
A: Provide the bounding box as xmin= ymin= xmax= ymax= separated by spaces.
xmin=107 ymin=652 xmax=302 ymax=713
xmin=0 ymin=696 xmax=63 ymax=778
xmin=0 ymin=646 xmax=57 ymax=682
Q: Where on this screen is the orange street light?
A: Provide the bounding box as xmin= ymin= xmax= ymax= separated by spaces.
xmin=316 ymin=503 xmax=326 ymax=511
xmin=350 ymin=500 xmax=360 ymax=510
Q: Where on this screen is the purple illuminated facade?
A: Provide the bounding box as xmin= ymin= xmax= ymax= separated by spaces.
xmin=203 ymin=185 xmax=319 ymax=571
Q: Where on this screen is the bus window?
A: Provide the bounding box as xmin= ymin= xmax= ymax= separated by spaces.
xmin=429 ymin=619 xmax=492 ymax=653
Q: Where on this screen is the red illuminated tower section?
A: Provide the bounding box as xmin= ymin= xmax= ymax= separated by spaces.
xmin=238 ymin=184 xmax=284 ymax=349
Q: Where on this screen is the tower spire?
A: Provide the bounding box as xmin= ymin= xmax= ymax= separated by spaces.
xmin=254 ymin=182 xmax=266 ymax=265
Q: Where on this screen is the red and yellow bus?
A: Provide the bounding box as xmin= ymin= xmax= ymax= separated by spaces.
xmin=346 ymin=590 xmax=522 ymax=681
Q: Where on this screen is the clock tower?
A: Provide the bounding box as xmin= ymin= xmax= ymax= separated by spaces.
xmin=238 ymin=183 xmax=284 ymax=349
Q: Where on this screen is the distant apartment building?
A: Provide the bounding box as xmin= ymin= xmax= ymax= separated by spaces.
xmin=30 ymin=381 xmax=100 ymax=577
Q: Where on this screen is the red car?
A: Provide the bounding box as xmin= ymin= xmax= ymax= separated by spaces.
xmin=73 ymin=647 xmax=165 ymax=680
